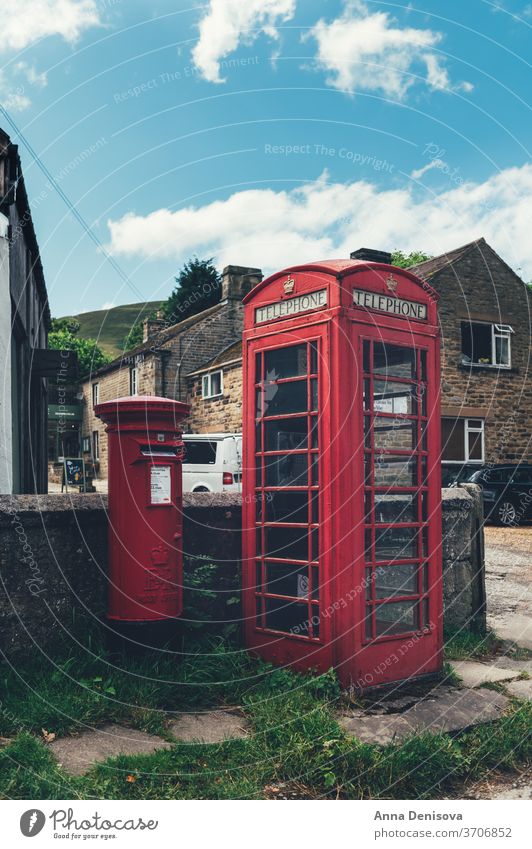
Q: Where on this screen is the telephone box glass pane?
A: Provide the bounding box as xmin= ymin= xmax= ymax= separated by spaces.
xmin=266 ymin=562 xmax=310 ymax=598
xmin=265 ymin=598 xmax=309 ymax=634
xmin=265 ymin=454 xmax=308 ymax=487
xmin=373 ymin=343 xmax=416 ymax=379
xmin=373 ymin=419 xmax=417 ymax=451
xmin=375 ymin=526 xmax=417 ymax=560
xmin=374 ymin=381 xmax=415 ymax=414
xmin=373 ymin=456 xmax=417 ymax=487
xmin=375 ymin=564 xmax=418 ymax=598
xmin=375 ymin=600 xmax=419 ymax=635
xmin=265 ymin=525 xmax=308 ymax=561
xmin=374 ymin=492 xmax=418 ymax=524
xmin=265 ymin=417 xmax=307 ymax=451
xmin=264 ymin=380 xmax=307 ymax=416
xmin=266 ymin=490 xmax=309 ymax=523
xmin=265 ymin=344 xmax=307 ymax=379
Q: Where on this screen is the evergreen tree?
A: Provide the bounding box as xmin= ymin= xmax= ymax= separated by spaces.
xmin=161 ymin=257 xmax=222 ymax=324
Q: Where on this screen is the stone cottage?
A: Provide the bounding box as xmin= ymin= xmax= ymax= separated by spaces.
xmin=186 ymin=239 xmax=531 ymax=482
xmin=81 ymin=265 xmax=261 ymax=477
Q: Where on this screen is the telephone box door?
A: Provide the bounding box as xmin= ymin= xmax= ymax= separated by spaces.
xmin=349 ymin=326 xmax=442 ymax=685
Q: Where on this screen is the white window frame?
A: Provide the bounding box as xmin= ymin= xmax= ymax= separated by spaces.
xmin=202 ymin=369 xmax=223 ymax=399
xmin=130 ymin=366 xmax=139 ymax=396
xmin=462 ymin=321 xmax=513 ymax=369
xmin=92 ymin=430 xmax=100 ymax=461
xmin=82 ymin=436 xmax=90 ymax=453
xmin=92 ymin=383 xmax=99 ymax=406
xmin=442 ymin=417 xmax=485 ymax=464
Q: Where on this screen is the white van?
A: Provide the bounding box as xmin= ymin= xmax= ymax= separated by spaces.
xmin=182 ymin=433 xmax=243 ymax=493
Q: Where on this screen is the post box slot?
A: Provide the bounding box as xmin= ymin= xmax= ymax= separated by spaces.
xmin=141 ymin=445 xmax=179 ymax=457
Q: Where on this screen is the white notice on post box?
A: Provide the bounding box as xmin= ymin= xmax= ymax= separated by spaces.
xmin=150 ymin=465 xmax=171 ymax=504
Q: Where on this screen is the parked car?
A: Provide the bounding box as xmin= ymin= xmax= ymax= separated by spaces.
xmin=465 ymin=464 xmax=532 ymax=525
xmin=182 ymin=433 xmax=242 ymax=493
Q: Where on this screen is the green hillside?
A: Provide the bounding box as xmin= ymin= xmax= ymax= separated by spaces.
xmin=59 ymin=301 xmax=163 ymax=359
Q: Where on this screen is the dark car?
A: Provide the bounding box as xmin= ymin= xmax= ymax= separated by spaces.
xmin=465 ymin=464 xmax=532 ymax=525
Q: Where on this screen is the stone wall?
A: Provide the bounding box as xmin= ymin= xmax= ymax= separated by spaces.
xmin=0 ymin=487 xmax=484 ymax=660
xmin=429 ymin=243 xmax=532 ymax=465
xmin=186 ymin=359 xmax=243 ymax=434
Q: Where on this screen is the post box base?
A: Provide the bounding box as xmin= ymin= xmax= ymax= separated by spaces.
xmin=106 ymin=618 xmax=181 ymax=656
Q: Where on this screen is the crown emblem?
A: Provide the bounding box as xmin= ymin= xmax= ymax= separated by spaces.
xmin=150 ymin=545 xmax=169 ymax=566
xmin=386 ymin=274 xmax=398 ymax=293
xmin=283 ymin=275 xmax=295 ymax=294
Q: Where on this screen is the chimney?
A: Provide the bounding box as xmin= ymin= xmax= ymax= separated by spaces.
xmin=221 ymin=265 xmax=263 ymax=301
xmin=350 ymin=247 xmax=392 ymax=265
xmin=142 ymin=310 xmax=166 ymax=343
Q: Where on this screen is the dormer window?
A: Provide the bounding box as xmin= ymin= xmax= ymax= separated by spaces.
xmin=461 ymin=321 xmax=513 ymax=368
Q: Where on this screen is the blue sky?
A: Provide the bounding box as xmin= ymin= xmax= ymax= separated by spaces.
xmin=1 ymin=0 xmax=531 ymax=316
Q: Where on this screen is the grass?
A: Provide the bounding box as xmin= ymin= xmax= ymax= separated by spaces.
xmin=61 ymin=301 xmax=162 ymax=358
xmin=443 ymin=628 xmax=500 ymax=660
xmin=0 ymin=631 xmax=531 ymax=800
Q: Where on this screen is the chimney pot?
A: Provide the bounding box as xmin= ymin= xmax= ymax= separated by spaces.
xmin=221 ymin=265 xmax=263 ymax=301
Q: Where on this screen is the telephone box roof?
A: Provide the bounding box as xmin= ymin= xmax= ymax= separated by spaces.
xmin=243 ymin=258 xmax=438 ymax=303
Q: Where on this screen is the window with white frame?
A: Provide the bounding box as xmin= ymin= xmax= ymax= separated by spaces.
xmin=92 ymin=430 xmax=100 ymax=461
xmin=130 ymin=367 xmax=139 ymax=396
xmin=461 ymin=321 xmax=513 ymax=368
xmin=82 ymin=436 xmax=90 ymax=454
xmin=441 ymin=417 xmax=484 ymax=464
xmin=92 ymin=383 xmax=100 ymax=406
xmin=202 ymin=369 xmax=223 ymax=399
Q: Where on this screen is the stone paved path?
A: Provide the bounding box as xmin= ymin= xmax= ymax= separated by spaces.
xmin=48 ymin=724 xmax=172 ymax=776
xmin=338 ymin=687 xmax=509 ymax=745
xmin=450 ymin=659 xmax=521 ymax=688
xmin=168 ymin=709 xmax=250 ymax=743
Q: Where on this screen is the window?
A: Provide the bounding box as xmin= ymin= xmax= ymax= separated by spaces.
xmin=92 ymin=430 xmax=100 ymax=461
xmin=182 ymin=440 xmax=218 ymax=465
xmin=442 ymin=418 xmax=484 ymax=464
xmin=461 ymin=321 xmax=513 ymax=368
xmin=129 ymin=367 xmax=138 ymax=396
xmin=82 ymin=436 xmax=90 ymax=453
xmin=92 ymin=383 xmax=99 ymax=406
xmin=202 ymin=370 xmax=223 ymax=398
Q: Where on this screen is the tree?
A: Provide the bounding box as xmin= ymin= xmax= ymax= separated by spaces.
xmin=49 ymin=318 xmax=112 ymax=379
xmin=391 ymin=250 xmax=432 ymax=269
xmin=161 ymin=257 xmax=222 ymax=324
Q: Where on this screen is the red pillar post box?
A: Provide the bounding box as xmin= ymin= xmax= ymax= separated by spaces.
xmin=242 ymin=258 xmax=442 ymax=689
xmin=95 ymin=396 xmax=189 ymax=647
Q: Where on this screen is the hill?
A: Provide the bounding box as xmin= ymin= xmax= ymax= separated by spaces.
xmin=59 ymin=301 xmax=163 ymax=358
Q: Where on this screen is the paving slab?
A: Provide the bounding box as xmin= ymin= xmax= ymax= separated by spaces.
xmin=339 ymin=688 xmax=509 ymax=745
xmin=505 ymin=679 xmax=532 ymax=700
xmin=450 ymin=660 xmax=521 ymax=688
xmin=168 ymin=709 xmax=250 ymax=743
xmin=48 ymin=724 xmax=171 ymax=776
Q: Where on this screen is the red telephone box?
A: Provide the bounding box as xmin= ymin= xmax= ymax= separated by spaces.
xmin=95 ymin=396 xmax=189 ymax=646
xmin=242 ymin=258 xmax=442 ymax=689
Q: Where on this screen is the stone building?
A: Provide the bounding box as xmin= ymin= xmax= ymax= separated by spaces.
xmin=410 ymin=239 xmax=531 ymax=482
xmin=81 ymin=266 xmax=261 ymax=477
xmin=186 ymin=239 xmax=531 ymax=483
xmin=0 ymin=128 xmax=51 ymax=493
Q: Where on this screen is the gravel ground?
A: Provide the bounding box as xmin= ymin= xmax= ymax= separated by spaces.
xmin=484 ymin=525 xmax=532 ymax=648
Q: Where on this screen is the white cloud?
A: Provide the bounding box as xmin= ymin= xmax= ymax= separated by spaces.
xmin=13 ymin=61 xmax=48 ymax=88
xmin=101 ymin=301 xmax=116 ymax=310
xmin=410 ymin=159 xmax=447 ymax=180
xmin=192 ymin=0 xmax=295 ymax=83
xmin=0 ymin=0 xmax=100 ymax=53
xmin=106 ymin=164 xmax=532 ymax=280
xmin=306 ymin=1 xmax=472 ymax=98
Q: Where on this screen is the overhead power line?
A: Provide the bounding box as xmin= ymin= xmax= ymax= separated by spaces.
xmin=0 ymin=105 xmax=146 ymax=303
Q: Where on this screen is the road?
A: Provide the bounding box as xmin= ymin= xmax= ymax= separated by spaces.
xmin=484 ymin=526 xmax=532 ymax=648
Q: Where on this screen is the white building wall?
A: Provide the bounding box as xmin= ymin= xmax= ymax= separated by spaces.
xmin=0 ymin=213 xmax=12 ymax=493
